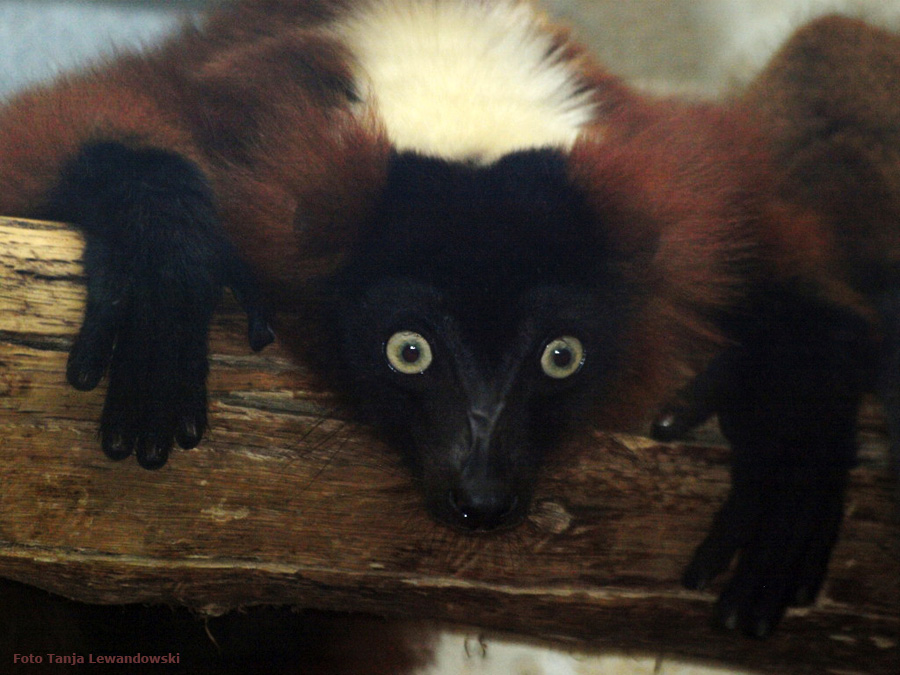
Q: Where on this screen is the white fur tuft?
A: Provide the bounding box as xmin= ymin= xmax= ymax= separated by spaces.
xmin=336 ymin=0 xmax=596 ymax=162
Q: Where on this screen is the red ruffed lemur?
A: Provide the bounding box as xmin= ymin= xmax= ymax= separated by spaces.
xmin=0 ymin=0 xmax=894 ymax=638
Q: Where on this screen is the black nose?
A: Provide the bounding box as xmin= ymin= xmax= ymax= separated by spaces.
xmin=447 ymin=487 xmax=520 ymax=531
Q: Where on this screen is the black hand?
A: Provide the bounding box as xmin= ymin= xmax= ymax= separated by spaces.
xmin=682 ymin=288 xmax=872 ymax=637
xmin=44 ymin=141 xmax=263 ymax=467
xmin=683 ymin=465 xmax=848 ymax=637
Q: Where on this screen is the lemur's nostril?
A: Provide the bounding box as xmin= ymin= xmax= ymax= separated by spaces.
xmin=448 ymin=488 xmax=519 ymax=531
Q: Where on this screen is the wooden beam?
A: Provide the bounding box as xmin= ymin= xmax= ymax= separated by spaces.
xmin=1 ymin=216 xmax=898 ymax=673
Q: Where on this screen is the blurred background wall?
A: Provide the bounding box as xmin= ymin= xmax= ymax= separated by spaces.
xmin=3 ymin=0 xmax=900 ymax=98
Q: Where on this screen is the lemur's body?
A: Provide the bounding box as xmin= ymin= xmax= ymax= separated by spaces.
xmin=0 ymin=1 xmax=892 ymax=637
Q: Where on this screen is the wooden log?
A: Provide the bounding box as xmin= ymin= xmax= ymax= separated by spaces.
xmin=1 ymin=216 xmax=898 ymax=673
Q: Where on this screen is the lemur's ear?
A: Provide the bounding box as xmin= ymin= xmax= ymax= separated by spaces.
xmin=569 ymin=102 xmax=768 ymax=300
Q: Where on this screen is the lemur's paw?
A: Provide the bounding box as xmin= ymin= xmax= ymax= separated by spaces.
xmin=650 ymin=404 xmax=699 ymax=442
xmin=46 ymin=141 xmax=261 ymax=467
xmin=683 ymin=471 xmax=846 ymax=638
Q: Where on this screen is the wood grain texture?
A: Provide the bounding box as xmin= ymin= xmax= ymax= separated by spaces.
xmin=1 ymin=216 xmax=898 ymax=673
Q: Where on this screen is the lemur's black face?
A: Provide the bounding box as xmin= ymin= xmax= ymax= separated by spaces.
xmin=322 ymin=150 xmax=630 ymax=531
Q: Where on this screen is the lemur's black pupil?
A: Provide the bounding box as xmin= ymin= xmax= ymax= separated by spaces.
xmin=552 ymin=348 xmax=572 ymax=368
xmin=402 ymin=344 xmax=419 ymax=363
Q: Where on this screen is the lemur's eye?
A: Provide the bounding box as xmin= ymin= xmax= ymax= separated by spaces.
xmin=385 ymin=331 xmax=433 ymax=374
xmin=540 ymin=336 xmax=584 ymax=379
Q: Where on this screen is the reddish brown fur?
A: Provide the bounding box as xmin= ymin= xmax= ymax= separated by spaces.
xmin=0 ymin=68 xmax=201 ymax=215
